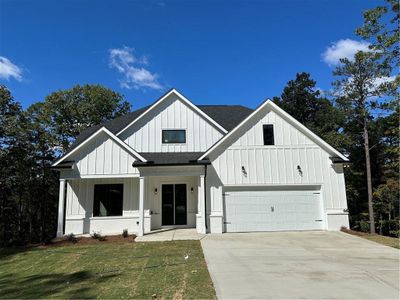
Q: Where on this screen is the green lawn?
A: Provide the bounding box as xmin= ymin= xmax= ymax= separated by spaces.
xmin=0 ymin=241 xmax=216 ymax=299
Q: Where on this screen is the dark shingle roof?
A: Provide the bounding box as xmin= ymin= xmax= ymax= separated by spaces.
xmin=62 ymin=103 xmax=253 ymax=160
xmin=133 ymin=152 xmax=205 ymax=166
xmin=197 ymin=105 xmax=253 ymax=131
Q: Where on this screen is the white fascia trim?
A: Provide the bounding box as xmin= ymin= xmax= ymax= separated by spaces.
xmin=268 ymin=100 xmax=348 ymax=161
xmin=116 ymin=88 xmax=228 ymax=136
xmin=200 ymin=99 xmax=348 ymax=161
xmin=199 ymin=99 xmax=271 ymax=160
xmin=52 ymin=127 xmax=146 ymax=167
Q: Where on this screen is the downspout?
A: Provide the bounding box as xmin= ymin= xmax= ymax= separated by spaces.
xmin=204 ymin=164 xmax=208 ymax=230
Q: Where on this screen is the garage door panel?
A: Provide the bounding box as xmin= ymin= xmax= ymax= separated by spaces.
xmin=224 ymin=190 xmax=323 ymax=232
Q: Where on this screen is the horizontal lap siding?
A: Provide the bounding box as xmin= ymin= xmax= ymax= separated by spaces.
xmin=120 ymin=96 xmax=223 ymax=152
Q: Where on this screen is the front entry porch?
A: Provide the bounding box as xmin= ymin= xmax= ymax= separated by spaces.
xmin=57 ymin=165 xmax=207 ymax=237
xmin=137 ymin=165 xmax=207 ymax=236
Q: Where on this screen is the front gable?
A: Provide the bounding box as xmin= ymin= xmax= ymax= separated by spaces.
xmin=118 ymin=90 xmax=225 ymax=152
xmin=53 ymin=128 xmax=142 ymax=177
xmin=204 ymin=100 xmax=348 ymax=186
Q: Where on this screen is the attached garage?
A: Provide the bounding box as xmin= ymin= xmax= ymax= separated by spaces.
xmin=223 ymin=189 xmax=324 ymax=232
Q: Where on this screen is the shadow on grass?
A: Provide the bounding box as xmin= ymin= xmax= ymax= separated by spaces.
xmin=0 ymin=270 xmax=117 ymax=299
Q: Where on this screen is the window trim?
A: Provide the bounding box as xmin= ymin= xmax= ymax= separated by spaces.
xmin=263 ymin=124 xmax=275 ymax=146
xmin=93 ymin=183 xmax=124 ymax=217
xmin=161 ymin=129 xmax=187 ymax=144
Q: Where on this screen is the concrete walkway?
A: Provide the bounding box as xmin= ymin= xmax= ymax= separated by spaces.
xmin=135 ymin=228 xmax=205 ymax=241
xmin=201 ymin=231 xmax=400 ymax=299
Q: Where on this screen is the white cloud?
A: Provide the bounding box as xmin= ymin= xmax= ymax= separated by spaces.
xmin=372 ymin=75 xmax=396 ymax=87
xmin=109 ymin=47 xmax=162 ymax=90
xmin=322 ymin=39 xmax=371 ymax=66
xmin=0 ymin=56 xmax=23 ymax=81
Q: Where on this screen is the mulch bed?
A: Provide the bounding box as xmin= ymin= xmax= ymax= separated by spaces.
xmin=27 ymin=234 xmax=137 ymax=249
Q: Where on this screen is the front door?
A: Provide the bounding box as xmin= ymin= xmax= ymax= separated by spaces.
xmin=162 ymin=184 xmax=187 ymax=226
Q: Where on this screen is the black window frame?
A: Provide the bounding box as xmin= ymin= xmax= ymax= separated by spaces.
xmin=162 ymin=129 xmax=186 ymax=144
xmin=263 ymin=124 xmax=275 ymax=146
xmin=93 ymin=184 xmax=123 ymax=217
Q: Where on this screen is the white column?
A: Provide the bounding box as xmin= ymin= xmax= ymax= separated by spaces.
xmin=197 ymin=175 xmax=206 ymax=234
xmin=57 ymin=179 xmax=66 ymax=237
xmin=138 ymin=176 xmax=145 ymax=236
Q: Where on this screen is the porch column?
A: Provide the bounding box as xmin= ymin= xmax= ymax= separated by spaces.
xmin=197 ymin=175 xmax=206 ymax=234
xmin=56 ymin=179 xmax=66 ymax=237
xmin=138 ymin=176 xmax=145 ymax=236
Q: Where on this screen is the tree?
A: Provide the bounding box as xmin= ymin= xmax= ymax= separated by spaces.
xmin=273 ymin=72 xmax=345 ymax=148
xmin=356 ymin=0 xmax=399 ymax=68
xmin=42 ymin=84 xmax=131 ymax=151
xmin=333 ymin=51 xmax=394 ymax=233
xmin=0 ymin=85 xmax=31 ymax=245
xmin=0 ymin=84 xmax=133 ymax=246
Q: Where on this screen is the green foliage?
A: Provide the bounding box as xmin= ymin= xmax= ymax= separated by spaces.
xmin=356 ymin=0 xmax=399 ymax=68
xmin=122 ymin=229 xmax=128 ymax=238
xmin=42 ymin=84 xmax=131 ymax=152
xmin=273 ymin=72 xmax=345 ymax=148
xmin=0 ymin=84 xmax=132 ymax=246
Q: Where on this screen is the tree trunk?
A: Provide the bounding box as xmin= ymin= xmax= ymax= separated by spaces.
xmin=363 ymin=118 xmax=375 ymax=234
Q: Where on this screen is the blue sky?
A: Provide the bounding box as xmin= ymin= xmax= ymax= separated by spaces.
xmin=0 ymin=0 xmax=381 ymax=110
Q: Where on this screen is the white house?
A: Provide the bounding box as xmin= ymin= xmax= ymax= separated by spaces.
xmin=52 ymin=88 xmax=350 ymax=237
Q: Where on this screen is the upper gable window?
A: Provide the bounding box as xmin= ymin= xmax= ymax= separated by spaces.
xmin=263 ymin=125 xmax=274 ymax=145
xmin=162 ymin=129 xmax=186 ymax=144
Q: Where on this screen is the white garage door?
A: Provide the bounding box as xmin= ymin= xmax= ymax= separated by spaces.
xmin=224 ymin=190 xmax=324 ymax=232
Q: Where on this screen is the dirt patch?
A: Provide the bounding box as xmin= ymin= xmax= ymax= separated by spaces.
xmin=340 ymin=227 xmax=368 ymax=236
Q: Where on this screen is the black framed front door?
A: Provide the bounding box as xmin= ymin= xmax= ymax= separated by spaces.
xmin=162 ymin=184 xmax=187 ymax=226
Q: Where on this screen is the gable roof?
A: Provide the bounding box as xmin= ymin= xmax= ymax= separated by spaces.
xmin=199 ymin=99 xmax=349 ymax=161
xmin=52 ymin=127 xmax=147 ymax=167
xmin=197 ymin=105 xmax=253 ymax=131
xmin=117 ymin=89 xmax=229 ymax=135
xmin=56 ymin=91 xmax=252 ymax=162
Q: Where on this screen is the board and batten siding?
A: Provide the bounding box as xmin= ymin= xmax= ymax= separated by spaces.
xmin=119 ymin=95 xmax=224 ymax=152
xmin=67 ymin=131 xmax=139 ymax=177
xmin=64 ymin=178 xmax=152 ymax=235
xmin=211 ymin=108 xmax=348 ymax=210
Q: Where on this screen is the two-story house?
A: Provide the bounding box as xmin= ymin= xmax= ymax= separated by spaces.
xmin=52 ymin=89 xmax=349 ymax=236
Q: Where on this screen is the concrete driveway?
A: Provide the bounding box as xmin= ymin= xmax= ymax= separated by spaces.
xmin=201 ymin=231 xmax=399 ymax=299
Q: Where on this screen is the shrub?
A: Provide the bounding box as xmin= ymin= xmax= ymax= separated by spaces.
xmin=91 ymin=231 xmax=106 ymax=241
xmin=66 ymin=233 xmax=78 ymax=244
xmin=379 ymin=219 xmax=400 ymax=237
xmin=358 ymin=220 xmax=370 ymax=233
xmin=91 ymin=231 xmax=101 ymax=239
xmin=122 ymin=229 xmax=128 ymax=238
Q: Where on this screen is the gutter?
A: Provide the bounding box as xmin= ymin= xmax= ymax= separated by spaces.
xmin=132 ymin=159 xmax=211 ymax=167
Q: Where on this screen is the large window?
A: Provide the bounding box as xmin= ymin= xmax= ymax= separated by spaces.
xmin=263 ymin=124 xmax=274 ymax=145
xmin=162 ymin=129 xmax=186 ymax=144
xmin=93 ymin=184 xmax=123 ymax=217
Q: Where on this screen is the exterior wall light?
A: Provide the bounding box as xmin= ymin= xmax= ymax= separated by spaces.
xmin=242 ymin=166 xmax=247 ymax=177
xmin=154 ymin=188 xmax=158 ymax=195
xmin=191 ymin=187 xmax=194 ymax=193
xmin=297 ymin=165 xmax=303 ymax=177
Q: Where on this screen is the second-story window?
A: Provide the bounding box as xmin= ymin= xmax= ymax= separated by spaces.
xmin=263 ymin=124 xmax=274 ymax=145
xmin=162 ymin=129 xmax=186 ymax=144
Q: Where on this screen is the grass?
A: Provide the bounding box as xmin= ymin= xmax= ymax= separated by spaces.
xmin=342 ymin=228 xmax=400 ymax=249
xmin=0 ymin=240 xmax=216 ymax=299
